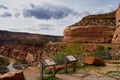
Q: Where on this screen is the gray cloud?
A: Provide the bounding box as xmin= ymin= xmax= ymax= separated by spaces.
xmin=26 ymin=24 xmax=54 ymax=31
xmin=39 ymin=24 xmax=55 ymax=30
xmin=23 ymin=4 xmax=74 ymax=20
xmin=14 ymin=13 xmax=20 ymax=17
xmin=0 ymin=12 xmax=12 ymax=18
xmin=0 ymin=4 xmax=8 ymax=9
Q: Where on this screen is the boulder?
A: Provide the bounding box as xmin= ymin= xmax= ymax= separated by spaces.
xmin=0 ymin=70 xmax=25 ymax=80
xmin=82 ymin=57 xmax=105 ymax=66
xmin=25 ymin=53 xmax=35 ymax=62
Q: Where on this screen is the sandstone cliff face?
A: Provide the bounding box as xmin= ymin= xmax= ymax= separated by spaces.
xmin=63 ymin=11 xmax=116 ymax=43
xmin=112 ymin=5 xmax=120 ymax=44
xmin=63 ymin=26 xmax=115 ymax=43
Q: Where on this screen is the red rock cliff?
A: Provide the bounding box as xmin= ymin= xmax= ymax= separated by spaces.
xmin=112 ymin=5 xmax=120 ymax=44
xmin=63 ymin=11 xmax=116 ymax=43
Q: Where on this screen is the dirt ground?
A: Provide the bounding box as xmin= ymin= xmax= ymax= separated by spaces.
xmin=23 ymin=63 xmax=120 ymax=80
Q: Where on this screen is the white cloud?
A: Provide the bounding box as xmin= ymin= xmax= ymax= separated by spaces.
xmin=0 ymin=0 xmax=119 ymax=35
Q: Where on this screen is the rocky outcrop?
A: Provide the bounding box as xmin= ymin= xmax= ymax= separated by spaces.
xmin=0 ymin=70 xmax=25 ymax=80
xmin=0 ymin=40 xmax=65 ymax=63
xmin=112 ymin=5 xmax=120 ymax=44
xmin=63 ymin=26 xmax=115 ymax=43
xmin=82 ymin=57 xmax=105 ymax=66
xmin=63 ymin=11 xmax=116 ymax=43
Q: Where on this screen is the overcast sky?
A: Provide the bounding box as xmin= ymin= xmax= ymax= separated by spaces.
xmin=0 ymin=0 xmax=119 ymax=36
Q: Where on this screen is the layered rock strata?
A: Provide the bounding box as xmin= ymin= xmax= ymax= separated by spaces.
xmin=63 ymin=11 xmax=116 ymax=43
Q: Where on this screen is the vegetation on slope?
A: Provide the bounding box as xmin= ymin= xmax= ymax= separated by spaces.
xmin=69 ymin=11 xmax=116 ymax=27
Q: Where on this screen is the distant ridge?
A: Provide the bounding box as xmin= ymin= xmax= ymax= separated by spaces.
xmin=0 ymin=30 xmax=61 ymax=42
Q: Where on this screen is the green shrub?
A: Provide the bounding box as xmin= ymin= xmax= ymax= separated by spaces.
xmin=52 ymin=43 xmax=87 ymax=64
xmin=0 ymin=57 xmax=9 ymax=66
xmin=52 ymin=52 xmax=70 ymax=64
xmin=89 ymin=45 xmax=112 ymax=60
xmin=43 ymin=75 xmax=59 ymax=80
xmin=61 ymin=43 xmax=87 ymax=55
xmin=44 ymin=68 xmax=52 ymax=74
xmin=16 ymin=58 xmax=26 ymax=64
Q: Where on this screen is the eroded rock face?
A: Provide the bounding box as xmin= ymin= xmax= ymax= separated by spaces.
xmin=63 ymin=11 xmax=116 ymax=43
xmin=63 ymin=26 xmax=115 ymax=43
xmin=112 ymin=5 xmax=120 ymax=44
xmin=0 ymin=41 xmax=65 ymax=62
xmin=0 ymin=70 xmax=25 ymax=80
xmin=0 ymin=30 xmax=62 ymax=62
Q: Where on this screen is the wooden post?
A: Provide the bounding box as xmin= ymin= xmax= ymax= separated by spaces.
xmin=73 ymin=61 xmax=76 ymax=72
xmin=106 ymin=49 xmax=109 ymax=61
xmin=52 ymin=65 xmax=56 ymax=77
xmin=64 ymin=58 xmax=68 ymax=74
xmin=39 ymin=61 xmax=43 ymax=80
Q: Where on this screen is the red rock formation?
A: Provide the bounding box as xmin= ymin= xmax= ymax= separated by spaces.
xmin=63 ymin=26 xmax=115 ymax=43
xmin=112 ymin=5 xmax=120 ymax=44
xmin=82 ymin=57 xmax=105 ymax=66
xmin=0 ymin=30 xmax=63 ymax=62
xmin=0 ymin=70 xmax=25 ymax=80
xmin=63 ymin=11 xmax=116 ymax=43
xmin=0 ymin=41 xmax=65 ymax=62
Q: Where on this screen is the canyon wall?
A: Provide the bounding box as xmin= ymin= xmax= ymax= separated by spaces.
xmin=112 ymin=5 xmax=120 ymax=44
xmin=63 ymin=11 xmax=116 ymax=43
xmin=63 ymin=26 xmax=115 ymax=43
xmin=0 ymin=31 xmax=62 ymax=62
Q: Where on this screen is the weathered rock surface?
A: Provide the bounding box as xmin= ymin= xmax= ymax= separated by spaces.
xmin=112 ymin=5 xmax=120 ymax=44
xmin=82 ymin=57 xmax=105 ymax=66
xmin=63 ymin=26 xmax=115 ymax=43
xmin=63 ymin=11 xmax=116 ymax=43
xmin=0 ymin=70 xmax=25 ymax=80
xmin=0 ymin=41 xmax=65 ymax=63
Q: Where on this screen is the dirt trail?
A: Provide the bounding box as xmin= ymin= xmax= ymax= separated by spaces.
xmin=0 ymin=55 xmax=17 ymax=72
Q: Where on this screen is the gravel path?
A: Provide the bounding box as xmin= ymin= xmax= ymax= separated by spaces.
xmin=56 ymin=74 xmax=81 ymax=80
xmin=56 ymin=64 xmax=120 ymax=80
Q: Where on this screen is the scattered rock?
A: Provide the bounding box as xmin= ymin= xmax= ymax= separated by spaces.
xmin=25 ymin=53 xmax=35 ymax=62
xmin=23 ymin=67 xmax=40 ymax=80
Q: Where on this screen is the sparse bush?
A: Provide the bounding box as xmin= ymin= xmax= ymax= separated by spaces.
xmin=61 ymin=43 xmax=87 ymax=55
xmin=16 ymin=58 xmax=27 ymax=64
xmin=52 ymin=52 xmax=70 ymax=64
xmin=89 ymin=45 xmax=112 ymax=60
xmin=0 ymin=57 xmax=9 ymax=66
xmin=43 ymin=75 xmax=59 ymax=80
xmin=52 ymin=43 xmax=88 ymax=64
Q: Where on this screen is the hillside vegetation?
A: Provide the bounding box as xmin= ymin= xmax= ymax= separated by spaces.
xmin=69 ymin=11 xmax=116 ymax=27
